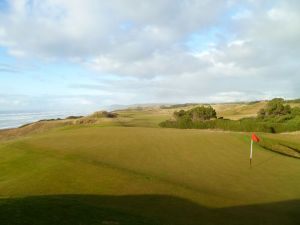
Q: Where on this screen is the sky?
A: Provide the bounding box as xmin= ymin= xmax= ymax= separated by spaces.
xmin=0 ymin=0 xmax=299 ymax=113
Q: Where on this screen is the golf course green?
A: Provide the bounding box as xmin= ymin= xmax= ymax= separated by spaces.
xmin=1 ymin=122 xmax=300 ymax=224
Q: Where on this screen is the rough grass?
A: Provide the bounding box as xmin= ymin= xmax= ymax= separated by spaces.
xmin=212 ymin=101 xmax=268 ymax=120
xmin=1 ymin=126 xmax=300 ymax=224
xmin=258 ymin=135 xmax=300 ymax=158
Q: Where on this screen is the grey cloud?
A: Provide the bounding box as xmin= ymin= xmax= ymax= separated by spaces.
xmin=0 ymin=0 xmax=226 ymax=59
xmin=89 ymin=49 xmax=211 ymax=77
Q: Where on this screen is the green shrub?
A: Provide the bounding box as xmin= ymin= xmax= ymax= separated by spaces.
xmin=291 ymin=107 xmax=300 ymax=116
xmin=258 ymin=98 xmax=294 ymax=118
xmin=160 ymin=102 xmax=300 ymax=133
xmin=89 ymin=111 xmax=118 ymax=118
xmin=159 ymin=116 xmax=300 ymax=133
xmin=173 ymin=105 xmax=217 ymax=122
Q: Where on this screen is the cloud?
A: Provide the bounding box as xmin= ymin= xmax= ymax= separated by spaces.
xmin=0 ymin=0 xmax=299 ymax=108
xmin=0 ymin=63 xmax=20 ymax=73
xmin=0 ymin=93 xmax=126 ymax=112
xmin=0 ymin=61 xmax=39 ymax=74
xmin=0 ymin=0 xmax=226 ymax=58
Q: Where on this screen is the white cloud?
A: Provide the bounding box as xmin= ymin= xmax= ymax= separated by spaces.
xmin=0 ymin=0 xmax=299 ymax=107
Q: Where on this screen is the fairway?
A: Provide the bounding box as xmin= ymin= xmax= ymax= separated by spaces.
xmin=0 ymin=126 xmax=300 ymax=224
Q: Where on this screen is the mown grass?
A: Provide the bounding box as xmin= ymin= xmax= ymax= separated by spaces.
xmin=1 ymin=101 xmax=300 ymax=224
xmin=0 ymin=126 xmax=300 ymax=224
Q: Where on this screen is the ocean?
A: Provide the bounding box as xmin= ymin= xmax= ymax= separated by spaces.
xmin=0 ymin=111 xmax=86 ymax=129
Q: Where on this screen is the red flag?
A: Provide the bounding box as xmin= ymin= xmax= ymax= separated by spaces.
xmin=251 ymin=133 xmax=260 ymax=142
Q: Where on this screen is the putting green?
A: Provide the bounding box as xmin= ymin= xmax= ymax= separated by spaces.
xmin=0 ymin=126 xmax=300 ymax=224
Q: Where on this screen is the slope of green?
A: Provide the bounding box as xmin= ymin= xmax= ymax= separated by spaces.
xmin=258 ymin=134 xmax=300 ymax=158
xmin=0 ymin=126 xmax=300 ymax=224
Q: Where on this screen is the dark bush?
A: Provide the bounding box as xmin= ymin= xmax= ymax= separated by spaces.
xmin=66 ymin=116 xmax=83 ymax=120
xmin=173 ymin=105 xmax=217 ymax=122
xmin=90 ymin=111 xmax=118 ymax=118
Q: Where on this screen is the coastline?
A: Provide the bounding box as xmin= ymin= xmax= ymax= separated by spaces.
xmin=0 ymin=111 xmax=87 ymax=131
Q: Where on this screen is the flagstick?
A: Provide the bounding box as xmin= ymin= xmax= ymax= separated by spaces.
xmin=250 ymin=139 xmax=253 ymax=167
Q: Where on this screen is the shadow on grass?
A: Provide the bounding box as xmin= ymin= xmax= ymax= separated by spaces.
xmin=0 ymin=194 xmax=299 ymax=225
